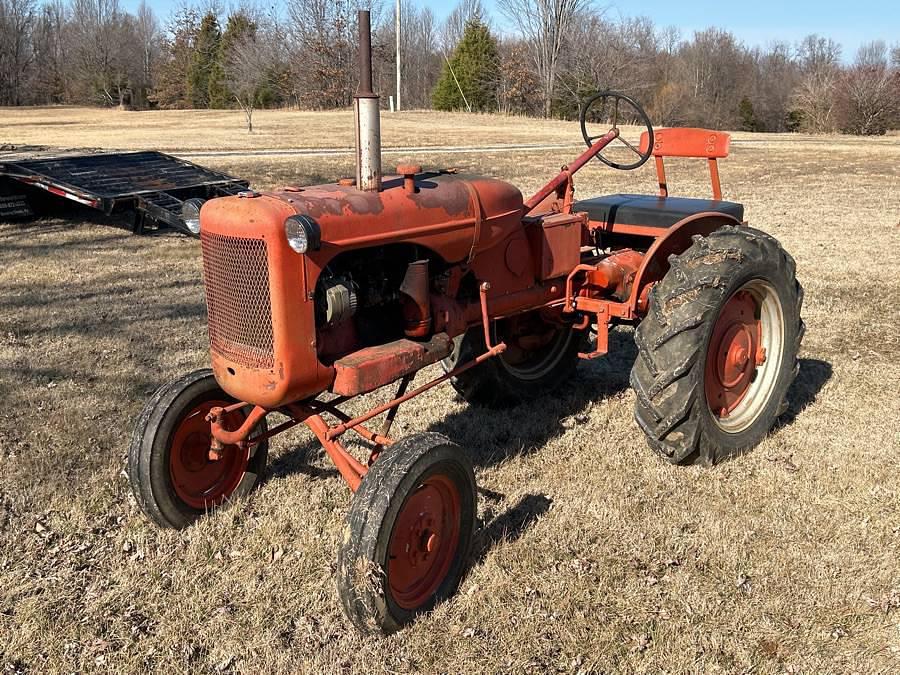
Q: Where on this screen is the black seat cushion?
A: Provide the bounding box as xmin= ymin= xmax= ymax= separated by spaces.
xmin=574 ymin=194 xmax=744 ymax=229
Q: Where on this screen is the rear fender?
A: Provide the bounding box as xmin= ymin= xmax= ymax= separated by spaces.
xmin=627 ymin=211 xmax=743 ymax=315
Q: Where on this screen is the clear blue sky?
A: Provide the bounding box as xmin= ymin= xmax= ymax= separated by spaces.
xmin=127 ymin=0 xmax=899 ymax=60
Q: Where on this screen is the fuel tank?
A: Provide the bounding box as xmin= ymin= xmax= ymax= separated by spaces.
xmin=198 ymin=172 xmax=525 ymax=408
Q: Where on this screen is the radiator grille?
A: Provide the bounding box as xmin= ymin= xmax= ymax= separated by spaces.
xmin=201 ymin=232 xmax=275 ymax=369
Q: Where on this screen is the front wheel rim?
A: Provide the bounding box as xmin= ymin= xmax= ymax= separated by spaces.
xmin=705 ymin=280 xmax=785 ymax=433
xmin=168 ymin=400 xmax=250 ymax=510
xmin=387 ymin=474 xmax=461 ymax=610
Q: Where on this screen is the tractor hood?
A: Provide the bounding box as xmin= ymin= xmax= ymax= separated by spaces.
xmin=196 ymin=171 xmax=527 ymax=408
xmin=264 ymin=171 xmax=525 ymax=263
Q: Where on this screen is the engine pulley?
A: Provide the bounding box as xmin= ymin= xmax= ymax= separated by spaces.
xmin=319 ymin=277 xmax=358 ymax=326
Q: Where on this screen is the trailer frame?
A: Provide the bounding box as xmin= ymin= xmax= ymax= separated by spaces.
xmin=0 ymin=149 xmax=248 ymax=235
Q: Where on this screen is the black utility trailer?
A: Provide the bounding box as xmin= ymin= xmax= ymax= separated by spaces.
xmin=0 ymin=149 xmax=248 ymax=235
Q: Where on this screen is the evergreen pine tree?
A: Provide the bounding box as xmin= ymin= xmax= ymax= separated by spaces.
xmin=738 ymin=96 xmax=759 ymax=131
xmin=187 ymin=12 xmax=222 ymax=108
xmin=785 ymin=109 xmax=804 ymax=132
xmin=432 ymin=19 xmax=500 ymax=112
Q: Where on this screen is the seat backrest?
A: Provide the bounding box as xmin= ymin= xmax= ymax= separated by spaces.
xmin=639 ymin=128 xmax=731 ymax=158
xmin=638 ymin=128 xmax=732 ymax=200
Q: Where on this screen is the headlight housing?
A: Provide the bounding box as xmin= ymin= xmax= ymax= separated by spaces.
xmin=181 ymin=198 xmax=205 ymax=235
xmin=285 ymin=215 xmax=321 ymax=254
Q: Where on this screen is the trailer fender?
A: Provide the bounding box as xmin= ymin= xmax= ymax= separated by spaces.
xmin=626 ymin=211 xmax=743 ymax=314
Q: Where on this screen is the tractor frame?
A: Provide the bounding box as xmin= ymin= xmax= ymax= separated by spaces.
xmin=201 ymin=126 xmax=740 ymax=493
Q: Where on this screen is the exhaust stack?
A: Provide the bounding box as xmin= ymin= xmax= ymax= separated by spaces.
xmin=354 ymin=10 xmax=382 ymax=192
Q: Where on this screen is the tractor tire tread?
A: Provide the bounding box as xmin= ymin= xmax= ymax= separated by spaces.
xmin=337 ymin=433 xmax=476 ymax=635
xmin=631 ymin=225 xmax=804 ymax=465
xmin=128 ymin=369 xmax=268 ymax=529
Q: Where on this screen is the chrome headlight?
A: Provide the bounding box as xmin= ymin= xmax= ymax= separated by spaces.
xmin=181 ymin=198 xmax=205 ymax=235
xmin=285 ymin=215 xmax=321 ymax=254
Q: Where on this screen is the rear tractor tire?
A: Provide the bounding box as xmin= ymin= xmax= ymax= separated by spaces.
xmin=128 ymin=369 xmax=269 ymax=529
xmin=337 ymin=433 xmax=477 ymax=634
xmin=441 ymin=312 xmax=588 ymax=408
xmin=631 ymin=225 xmax=804 ymax=464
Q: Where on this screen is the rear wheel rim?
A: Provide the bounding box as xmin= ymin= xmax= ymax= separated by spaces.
xmin=497 ymin=319 xmax=574 ymax=381
xmin=705 ymin=280 xmax=785 ymax=433
xmin=387 ymin=474 xmax=461 ymax=610
xmin=169 ymin=400 xmax=249 ymax=510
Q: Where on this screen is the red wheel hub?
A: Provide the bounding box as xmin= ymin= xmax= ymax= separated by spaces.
xmin=387 ymin=475 xmax=461 ymax=610
xmin=169 ymin=400 xmax=250 ymax=510
xmin=705 ymin=290 xmax=765 ymax=418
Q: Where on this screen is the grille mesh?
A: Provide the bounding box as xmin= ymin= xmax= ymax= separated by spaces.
xmin=201 ymin=232 xmax=275 ymax=369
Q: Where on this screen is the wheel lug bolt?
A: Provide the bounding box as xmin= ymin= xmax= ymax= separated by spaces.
xmin=425 ymin=532 xmax=439 ymax=553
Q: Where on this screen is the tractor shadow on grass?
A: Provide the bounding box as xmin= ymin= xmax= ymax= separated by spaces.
xmin=431 ymin=341 xmax=833 ymax=469
xmin=777 ymin=357 xmax=833 ymax=428
xmin=268 ymin=328 xmax=638 ymax=483
xmin=428 ymin=327 xmax=638 ymax=470
xmin=471 ymin=493 xmax=553 ymax=564
xmin=268 ymin=438 xmax=339 ymax=482
xmin=268 ymin=342 xmax=832 ymax=482
xmin=709 ymin=356 xmax=833 ymax=465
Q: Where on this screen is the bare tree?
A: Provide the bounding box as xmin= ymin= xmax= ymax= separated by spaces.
xmin=559 ymin=14 xmax=659 ymax=108
xmin=497 ymin=38 xmax=539 ymax=114
xmin=224 ymin=31 xmax=271 ymax=132
xmin=748 ymin=41 xmax=798 ymax=132
xmin=646 ymin=25 xmax=683 ymax=125
xmin=498 ymin=0 xmax=589 ymax=117
xmin=836 ymin=41 xmax=899 ymax=135
xmin=792 ymin=72 xmax=839 ymax=132
xmin=675 ymin=28 xmax=752 ymax=129
xmin=0 ymin=0 xmax=37 ymax=105
xmin=29 ymin=0 xmax=69 ymax=103
xmin=401 ymin=3 xmax=439 ymax=108
xmin=797 ymin=34 xmax=842 ymax=74
xmin=440 ymin=0 xmax=486 ymax=53
xmin=855 ymin=40 xmax=888 ymax=68
xmin=67 ymin=0 xmax=145 ymax=106
xmin=132 ymin=1 xmax=159 ymax=107
xmin=792 ymin=34 xmax=842 ymax=132
xmin=374 ymin=1 xmax=441 ymax=109
xmin=284 ymin=0 xmax=383 ymax=109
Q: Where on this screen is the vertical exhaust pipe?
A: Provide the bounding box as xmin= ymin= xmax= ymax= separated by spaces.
xmin=355 ymin=10 xmax=382 ymax=192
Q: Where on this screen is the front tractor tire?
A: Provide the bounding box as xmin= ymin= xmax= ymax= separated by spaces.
xmin=337 ymin=433 xmax=477 ymax=635
xmin=441 ymin=312 xmax=588 ymax=408
xmin=631 ymin=226 xmax=804 ymax=464
xmin=128 ymin=369 xmax=268 ymax=529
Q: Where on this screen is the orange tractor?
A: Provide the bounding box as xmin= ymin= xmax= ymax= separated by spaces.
xmin=129 ymin=11 xmax=804 ymax=634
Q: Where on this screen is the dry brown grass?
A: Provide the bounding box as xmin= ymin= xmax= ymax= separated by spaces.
xmin=1 ymin=108 xmax=900 ymax=674
xmin=4 ymin=105 xmax=898 ymax=155
xmin=1 ymin=106 xmax=583 ymax=152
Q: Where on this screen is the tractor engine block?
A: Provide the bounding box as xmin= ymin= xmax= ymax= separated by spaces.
xmin=314 ymin=246 xmax=435 ymax=363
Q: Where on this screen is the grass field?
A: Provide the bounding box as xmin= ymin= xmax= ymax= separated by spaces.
xmin=1 ymin=107 xmax=899 ymax=674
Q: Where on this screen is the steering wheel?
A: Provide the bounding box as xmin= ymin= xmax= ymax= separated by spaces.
xmin=580 ymin=91 xmax=654 ymax=170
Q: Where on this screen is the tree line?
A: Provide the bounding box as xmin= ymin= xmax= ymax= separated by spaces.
xmin=1 ymin=0 xmax=898 ymax=134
